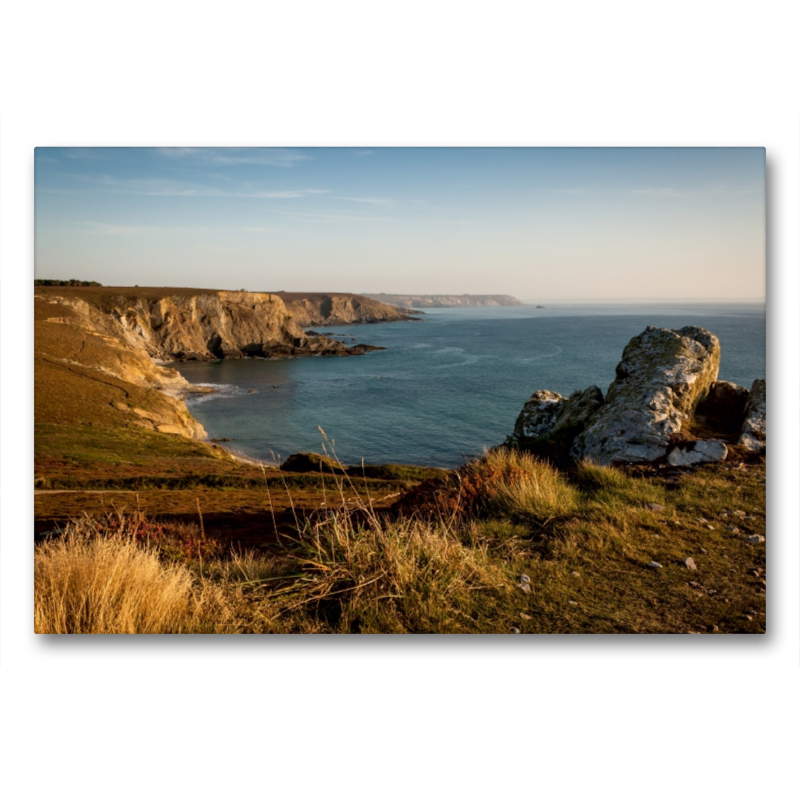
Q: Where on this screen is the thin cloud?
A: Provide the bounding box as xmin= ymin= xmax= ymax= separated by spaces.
xmin=260 ymin=209 xmax=396 ymax=224
xmin=336 ymin=195 xmax=392 ymax=205
xmin=629 ymin=185 xmax=761 ymax=197
xmin=156 ymin=147 xmax=309 ymax=167
xmin=83 ymin=222 xmax=153 ymax=235
xmin=631 ymin=187 xmax=680 ymax=196
xmin=92 ymin=176 xmax=330 ymax=199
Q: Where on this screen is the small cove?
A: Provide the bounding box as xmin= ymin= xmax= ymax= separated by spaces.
xmin=173 ymin=303 xmax=766 ymax=468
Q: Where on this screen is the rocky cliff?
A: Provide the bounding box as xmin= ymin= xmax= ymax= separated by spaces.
xmin=275 ymin=292 xmax=420 ymax=326
xmin=35 ymin=287 xmax=383 ymax=361
xmin=365 ymin=293 xmax=524 ymax=308
xmin=508 ymin=325 xmax=765 ymax=466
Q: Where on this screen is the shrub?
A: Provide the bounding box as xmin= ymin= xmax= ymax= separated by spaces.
xmin=395 ymin=447 xmax=578 ymax=522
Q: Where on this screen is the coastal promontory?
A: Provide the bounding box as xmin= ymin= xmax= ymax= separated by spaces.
xmin=276 ymin=292 xmax=421 ymax=326
xmin=35 ymin=286 xmax=395 ymax=361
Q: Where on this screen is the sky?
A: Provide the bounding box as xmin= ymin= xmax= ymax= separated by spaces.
xmin=34 ymin=147 xmax=766 ymax=302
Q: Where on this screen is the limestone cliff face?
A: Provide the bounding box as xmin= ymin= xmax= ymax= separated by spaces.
xmin=277 ymin=292 xmax=419 ymax=327
xmin=37 ymin=287 xmax=379 ymax=361
xmin=113 ymin=291 xmax=313 ymax=359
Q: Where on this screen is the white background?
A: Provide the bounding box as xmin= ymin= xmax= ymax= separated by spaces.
xmin=1 ymin=2 xmax=798 ymax=797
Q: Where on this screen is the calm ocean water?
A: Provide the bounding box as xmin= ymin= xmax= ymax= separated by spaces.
xmin=173 ymin=303 xmax=766 ymax=468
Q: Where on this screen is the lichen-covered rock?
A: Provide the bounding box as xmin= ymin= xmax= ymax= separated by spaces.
xmin=739 ymin=379 xmax=766 ymax=452
xmin=667 ymin=439 xmax=728 ymax=467
xmin=572 ymin=326 xmax=721 ymax=465
xmin=510 ymin=390 xmax=566 ymax=445
xmin=551 ymin=386 xmax=604 ymax=436
xmin=509 ymin=385 xmax=604 ymax=449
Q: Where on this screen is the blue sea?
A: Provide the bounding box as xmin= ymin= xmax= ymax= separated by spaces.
xmin=173 ymin=303 xmax=766 ymax=468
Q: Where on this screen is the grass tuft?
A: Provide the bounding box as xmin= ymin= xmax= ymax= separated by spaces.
xmin=34 ymin=516 xmax=230 ymax=634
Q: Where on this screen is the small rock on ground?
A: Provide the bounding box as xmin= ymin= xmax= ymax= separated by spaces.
xmin=745 ymin=535 xmax=765 ymax=544
xmin=647 ymin=503 xmax=666 ymax=512
xmin=682 ymin=557 xmax=698 ymax=571
xmin=647 ymin=561 xmax=663 ymax=569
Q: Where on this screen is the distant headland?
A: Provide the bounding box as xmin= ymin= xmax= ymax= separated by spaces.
xmin=364 ymin=293 xmax=524 ymax=308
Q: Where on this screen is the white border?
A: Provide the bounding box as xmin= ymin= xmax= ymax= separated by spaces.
xmin=1 ymin=3 xmax=799 ymax=795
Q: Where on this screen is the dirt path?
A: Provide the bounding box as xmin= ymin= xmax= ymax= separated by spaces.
xmin=35 ymin=489 xmax=139 ymax=495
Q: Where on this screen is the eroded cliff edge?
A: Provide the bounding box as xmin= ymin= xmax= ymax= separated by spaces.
xmin=36 ymin=286 xmax=392 ymax=361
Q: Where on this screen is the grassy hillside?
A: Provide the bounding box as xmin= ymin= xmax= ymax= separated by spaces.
xmin=35 ymin=449 xmax=765 ymax=634
xmin=35 ymin=294 xmax=222 ymax=469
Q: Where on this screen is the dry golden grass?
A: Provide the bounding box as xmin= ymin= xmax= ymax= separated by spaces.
xmin=34 ymin=519 xmax=232 ymax=634
xmin=34 ymin=448 xmax=767 ymax=634
xmin=482 ymin=448 xmax=580 ymax=521
xmin=269 ymin=508 xmax=510 ymax=633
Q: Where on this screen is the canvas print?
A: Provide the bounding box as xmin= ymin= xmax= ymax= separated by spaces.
xmin=34 ymin=147 xmax=766 ymax=634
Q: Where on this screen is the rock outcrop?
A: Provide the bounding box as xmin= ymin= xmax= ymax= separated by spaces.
xmin=508 ymin=325 xmax=765 ymax=466
xmin=509 ymin=386 xmax=603 ymax=447
xmin=510 ymin=390 xmax=567 ymax=443
xmin=573 ymin=326 xmax=721 ymax=464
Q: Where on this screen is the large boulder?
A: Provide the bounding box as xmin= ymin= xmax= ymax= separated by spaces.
xmin=571 ymin=326 xmax=721 ymax=465
xmin=739 ymin=379 xmax=766 ymax=452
